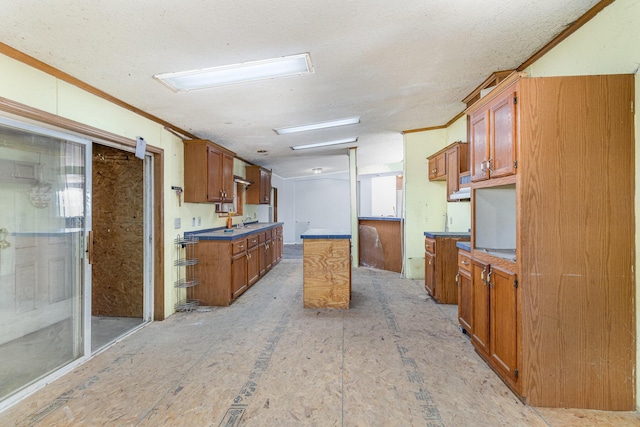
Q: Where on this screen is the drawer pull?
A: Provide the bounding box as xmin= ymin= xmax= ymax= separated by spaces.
xmin=461 ymin=260 xmax=469 ymax=265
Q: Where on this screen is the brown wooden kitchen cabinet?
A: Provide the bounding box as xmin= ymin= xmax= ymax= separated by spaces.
xmin=465 ymin=72 xmax=635 ymax=410
xmin=231 ymin=242 xmax=248 ymax=299
xmin=471 ymin=258 xmax=518 ymax=388
xmin=192 ymin=224 xmax=283 ymax=306
xmin=445 ymin=142 xmax=469 ymax=201
xmin=469 ymin=84 xmax=517 ymax=182
xmin=246 ymin=165 xmax=272 ymax=204
xmin=183 ymin=139 xmax=235 ymax=203
xmin=427 ymin=152 xmax=446 ymax=181
xmin=423 ymin=233 xmax=469 ymax=304
xmin=456 ymin=246 xmax=473 ymax=335
xmin=247 ymin=234 xmax=260 ymax=286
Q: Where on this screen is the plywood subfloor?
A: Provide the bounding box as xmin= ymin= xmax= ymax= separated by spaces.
xmin=1 ymin=261 xmax=638 ymax=426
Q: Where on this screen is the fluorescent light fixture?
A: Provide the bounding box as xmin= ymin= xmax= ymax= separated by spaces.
xmin=312 ymin=168 xmax=323 ymax=174
xmin=275 ymin=116 xmax=360 ymax=135
xmin=154 ymin=53 xmax=313 ymax=92
xmin=291 ymin=137 xmax=358 ymax=151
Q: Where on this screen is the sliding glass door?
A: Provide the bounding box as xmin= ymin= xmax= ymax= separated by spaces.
xmin=0 ymin=116 xmax=90 ymax=402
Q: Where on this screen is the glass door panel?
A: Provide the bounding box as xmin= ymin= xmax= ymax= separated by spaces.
xmin=0 ymin=117 xmax=89 ymax=402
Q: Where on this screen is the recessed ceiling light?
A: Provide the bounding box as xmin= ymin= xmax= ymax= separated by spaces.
xmin=312 ymin=168 xmax=323 ymax=174
xmin=274 ymin=116 xmax=360 ymax=135
xmin=257 ymin=149 xmax=268 ymax=153
xmin=290 ymin=137 xmax=358 ymax=151
xmin=153 ymin=53 xmax=313 ymax=92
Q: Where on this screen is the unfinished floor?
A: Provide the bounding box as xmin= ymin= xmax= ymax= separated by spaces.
xmin=1 ymin=260 xmax=639 ymax=426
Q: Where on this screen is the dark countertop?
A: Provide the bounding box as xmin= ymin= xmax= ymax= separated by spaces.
xmin=456 ymin=241 xmax=471 ymax=251
xmin=358 ymin=217 xmax=403 ymax=222
xmin=186 ymin=222 xmax=282 ymax=241
xmin=424 ymin=231 xmax=471 ymax=239
xmin=301 ymin=228 xmax=351 ymax=239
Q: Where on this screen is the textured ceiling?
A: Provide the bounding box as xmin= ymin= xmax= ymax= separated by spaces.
xmin=0 ymin=0 xmax=600 ymax=177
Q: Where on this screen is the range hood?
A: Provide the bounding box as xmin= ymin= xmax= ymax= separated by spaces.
xmin=449 ymin=187 xmax=470 ymax=200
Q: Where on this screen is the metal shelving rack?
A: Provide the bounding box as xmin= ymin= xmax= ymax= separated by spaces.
xmin=174 ymin=234 xmax=200 ymax=312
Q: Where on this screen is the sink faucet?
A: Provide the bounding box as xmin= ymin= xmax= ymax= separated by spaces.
xmin=242 ymin=216 xmax=253 ymax=226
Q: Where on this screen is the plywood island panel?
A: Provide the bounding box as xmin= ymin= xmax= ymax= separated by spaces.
xmin=302 ymin=232 xmax=351 ymax=309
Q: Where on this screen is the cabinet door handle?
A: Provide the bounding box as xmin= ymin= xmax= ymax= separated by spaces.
xmin=481 ymin=266 xmax=487 ymax=285
xmin=487 ymin=158 xmax=493 ymax=171
xmin=455 ymin=273 xmax=459 ymax=285
xmin=480 ymin=160 xmax=486 ymax=172
xmin=487 ymin=270 xmax=493 ymax=288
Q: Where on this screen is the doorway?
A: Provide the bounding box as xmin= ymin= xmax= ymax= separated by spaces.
xmin=90 ymin=144 xmax=146 ymax=352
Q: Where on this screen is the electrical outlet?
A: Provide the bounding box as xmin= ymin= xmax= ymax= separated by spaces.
xmin=174 ymin=218 xmax=181 ymax=229
xmin=192 ymin=217 xmax=196 ymax=226
xmin=198 ymin=217 xmax=201 ymax=226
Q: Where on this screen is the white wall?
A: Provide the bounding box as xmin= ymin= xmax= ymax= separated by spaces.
xmin=280 ymin=171 xmax=351 ymax=244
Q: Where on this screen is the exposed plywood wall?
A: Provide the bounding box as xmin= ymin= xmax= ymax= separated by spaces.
xmin=92 ymin=144 xmax=144 ymax=317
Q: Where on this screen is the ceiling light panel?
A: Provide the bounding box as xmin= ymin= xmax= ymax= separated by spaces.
xmin=275 ymin=116 xmax=360 ymax=135
xmin=154 ymin=53 xmax=313 ymax=92
xmin=291 ymin=137 xmax=358 ymax=151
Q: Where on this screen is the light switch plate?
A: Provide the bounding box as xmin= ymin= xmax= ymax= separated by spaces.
xmin=174 ymin=218 xmax=181 ymax=229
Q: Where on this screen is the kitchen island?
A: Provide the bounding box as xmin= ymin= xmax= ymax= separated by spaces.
xmin=301 ymin=229 xmax=351 ymax=309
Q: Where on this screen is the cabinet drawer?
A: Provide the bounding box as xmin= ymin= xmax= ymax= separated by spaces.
xmin=247 ymin=234 xmax=259 ymax=248
xmin=232 ymin=239 xmax=247 ymax=255
xmin=458 ymin=251 xmax=472 ymax=272
xmin=424 ymin=238 xmax=436 ymax=254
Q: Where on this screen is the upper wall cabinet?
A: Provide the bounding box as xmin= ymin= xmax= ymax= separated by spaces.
xmin=183 ymin=139 xmax=235 ymax=203
xmin=468 ymin=85 xmax=517 ymax=182
xmin=246 ymin=165 xmax=272 ymax=204
xmin=428 ymin=151 xmax=447 ymax=181
xmin=427 ymin=141 xmax=470 ymax=201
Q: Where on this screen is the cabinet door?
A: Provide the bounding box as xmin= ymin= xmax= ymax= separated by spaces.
xmin=471 ymin=260 xmax=490 ymax=357
xmin=231 ymin=252 xmax=248 ymax=299
xmin=258 ymin=241 xmax=267 ymax=276
xmin=435 ymin=153 xmax=446 ymax=179
xmin=489 ymin=265 xmax=518 ymax=381
xmin=470 ymin=111 xmax=490 ymax=182
xmin=457 ymin=268 xmax=473 ymax=334
xmin=221 ymin=153 xmax=235 ymax=203
xmin=428 ymin=157 xmax=437 ymax=180
xmin=489 ymin=91 xmax=517 ymax=178
xmin=206 ymin=146 xmax=223 ymax=202
xmin=265 ymin=238 xmax=273 ymax=271
xmin=247 ymin=246 xmax=260 ymax=286
xmin=446 ymin=146 xmax=459 ymax=201
xmin=260 ymin=169 xmax=271 ymax=204
xmin=424 ymin=251 xmax=436 ymax=297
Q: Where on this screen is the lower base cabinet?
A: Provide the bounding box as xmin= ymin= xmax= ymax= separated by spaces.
xmin=471 ymin=258 xmax=518 ymax=390
xmin=193 ymin=225 xmax=283 ymax=306
xmin=456 ymin=248 xmax=473 ymax=334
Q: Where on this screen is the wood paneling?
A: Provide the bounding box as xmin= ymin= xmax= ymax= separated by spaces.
xmin=91 ymin=144 xmax=144 ymax=317
xmin=518 ymin=75 xmax=635 ymax=410
xmin=358 ymin=220 xmax=402 ymax=273
xmin=303 ymin=239 xmax=351 ymax=309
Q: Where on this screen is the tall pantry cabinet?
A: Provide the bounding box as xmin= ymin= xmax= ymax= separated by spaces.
xmin=466 ymin=72 xmax=635 ymax=411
